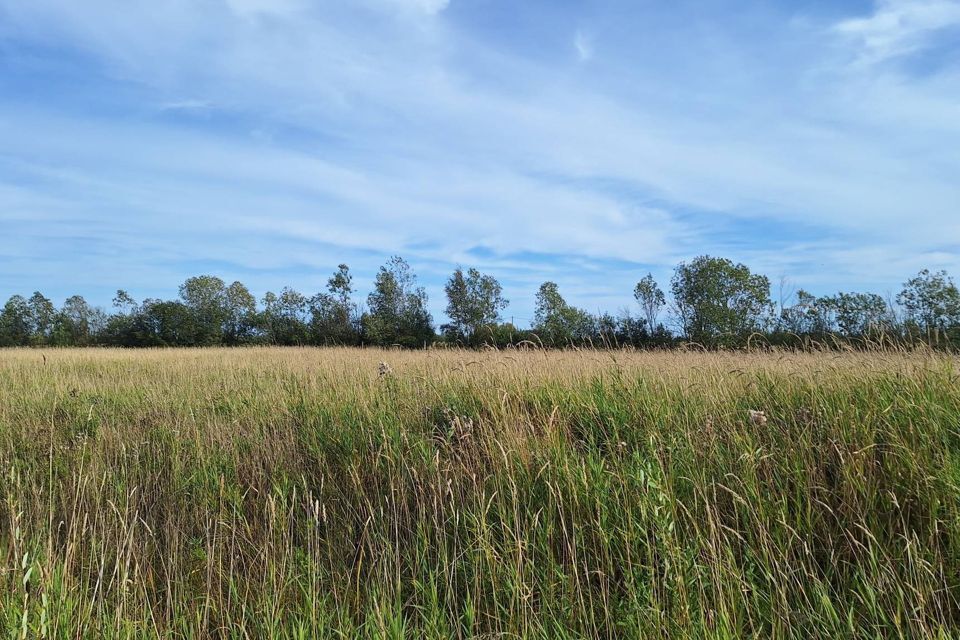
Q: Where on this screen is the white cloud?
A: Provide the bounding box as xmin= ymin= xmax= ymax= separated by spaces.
xmin=833 ymin=0 xmax=960 ymax=64
xmin=158 ymin=99 xmax=213 ymax=111
xmin=372 ymin=0 xmax=450 ymax=16
xmin=411 ymin=0 xmax=449 ymax=14
xmin=225 ymin=0 xmax=306 ymax=20
xmin=574 ymin=30 xmax=593 ymax=61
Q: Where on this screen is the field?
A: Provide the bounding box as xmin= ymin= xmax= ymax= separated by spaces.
xmin=1 ymin=347 xmax=959 ymax=638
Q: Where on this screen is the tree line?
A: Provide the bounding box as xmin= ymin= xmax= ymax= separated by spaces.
xmin=2 ymin=255 xmax=959 ymax=349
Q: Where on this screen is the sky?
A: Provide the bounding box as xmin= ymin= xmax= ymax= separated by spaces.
xmin=1 ymin=0 xmax=958 ymax=325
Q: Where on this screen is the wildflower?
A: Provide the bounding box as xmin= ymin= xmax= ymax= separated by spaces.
xmin=378 ymin=361 xmax=393 ymax=377
xmin=748 ymin=410 xmax=767 ymax=427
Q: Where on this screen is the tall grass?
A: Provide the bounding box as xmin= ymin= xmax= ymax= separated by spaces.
xmin=1 ymin=347 xmax=958 ymax=638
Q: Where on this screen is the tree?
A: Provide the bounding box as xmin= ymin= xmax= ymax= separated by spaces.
xmin=136 ymin=299 xmax=198 ymax=346
xmin=52 ymin=295 xmax=96 ymax=346
xmin=363 ymin=256 xmax=434 ymax=347
xmin=261 ymin=288 xmax=310 ymax=345
xmin=328 ymin=264 xmax=353 ymax=308
xmin=309 ymin=265 xmax=360 ymax=345
xmin=223 ymin=281 xmax=257 ymax=345
xmin=533 ymin=282 xmax=596 ymax=347
xmin=819 ymin=292 xmax=890 ymax=337
xmin=633 ymin=274 xmax=665 ymax=331
xmin=0 ymin=295 xmax=31 ymax=347
xmin=101 ymin=290 xmax=140 ymax=346
xmin=443 ymin=267 xmax=509 ymax=344
xmin=779 ymin=289 xmax=824 ymax=336
xmin=178 ymin=275 xmax=229 ymax=346
xmin=897 ymin=269 xmax=960 ymax=334
xmin=113 ymin=290 xmax=138 ymax=314
xmin=26 ymin=292 xmax=56 ymax=346
xmin=671 ymin=256 xmax=771 ymax=346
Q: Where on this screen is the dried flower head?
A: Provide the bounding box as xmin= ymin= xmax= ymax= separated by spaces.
xmin=704 ymin=415 xmax=715 ymax=439
xmin=748 ymin=410 xmax=767 ymax=427
xmin=378 ymin=361 xmax=393 ymax=377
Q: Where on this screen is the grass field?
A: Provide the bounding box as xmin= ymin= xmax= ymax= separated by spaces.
xmin=1 ymin=347 xmax=959 ymax=638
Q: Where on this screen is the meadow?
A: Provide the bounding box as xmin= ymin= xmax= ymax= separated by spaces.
xmin=1 ymin=347 xmax=959 ymax=639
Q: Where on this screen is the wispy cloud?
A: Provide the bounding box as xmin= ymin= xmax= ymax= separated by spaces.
xmin=158 ymin=99 xmax=213 ymax=112
xmin=833 ymin=0 xmax=960 ymax=65
xmin=574 ymin=30 xmax=593 ymax=61
xmin=225 ymin=0 xmax=307 ymax=20
xmin=0 ymin=0 xmax=957 ymax=319
xmin=387 ymin=0 xmax=450 ymax=15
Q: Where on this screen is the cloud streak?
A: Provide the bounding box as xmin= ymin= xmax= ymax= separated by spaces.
xmin=574 ymin=30 xmax=593 ymax=61
xmin=833 ymin=0 xmax=960 ymax=65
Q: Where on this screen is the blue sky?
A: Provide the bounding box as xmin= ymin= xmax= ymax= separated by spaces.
xmin=1 ymin=0 xmax=958 ymax=325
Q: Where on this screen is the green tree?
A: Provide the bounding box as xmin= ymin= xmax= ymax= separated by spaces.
xmin=779 ymin=289 xmax=826 ymax=336
xmin=533 ymin=282 xmax=596 ymax=347
xmin=0 ymin=295 xmax=31 ymax=347
xmin=363 ymin=256 xmax=434 ymax=347
xmin=671 ymin=256 xmax=771 ymax=346
xmin=52 ymin=295 xmax=96 ymax=346
xmin=137 ymin=299 xmax=198 ymax=346
xmin=897 ymin=269 xmax=960 ymax=333
xmin=328 ymin=264 xmax=353 ymax=308
xmin=178 ymin=275 xmax=229 ymax=346
xmin=443 ymin=267 xmax=509 ymax=344
xmin=633 ymin=273 xmax=665 ymax=331
xmin=113 ymin=290 xmax=138 ymax=314
xmin=27 ymin=292 xmax=56 ymax=346
xmin=261 ymin=288 xmax=310 ymax=345
xmin=101 ymin=290 xmax=140 ymax=346
xmin=309 ymin=265 xmax=360 ymax=345
xmin=223 ymin=281 xmax=257 ymax=345
xmin=818 ymin=292 xmax=890 ymax=337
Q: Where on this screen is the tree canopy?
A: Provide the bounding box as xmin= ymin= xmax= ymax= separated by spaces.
xmin=671 ymin=256 xmax=772 ymax=346
xmin=363 ymin=256 xmax=435 ymax=348
xmin=443 ymin=267 xmax=509 ymax=344
xmin=898 ymin=269 xmax=960 ymax=334
xmin=533 ymin=282 xmax=596 ymax=347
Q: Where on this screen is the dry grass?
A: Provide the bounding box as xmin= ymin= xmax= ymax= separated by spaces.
xmin=1 ymin=347 xmax=959 ymax=638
